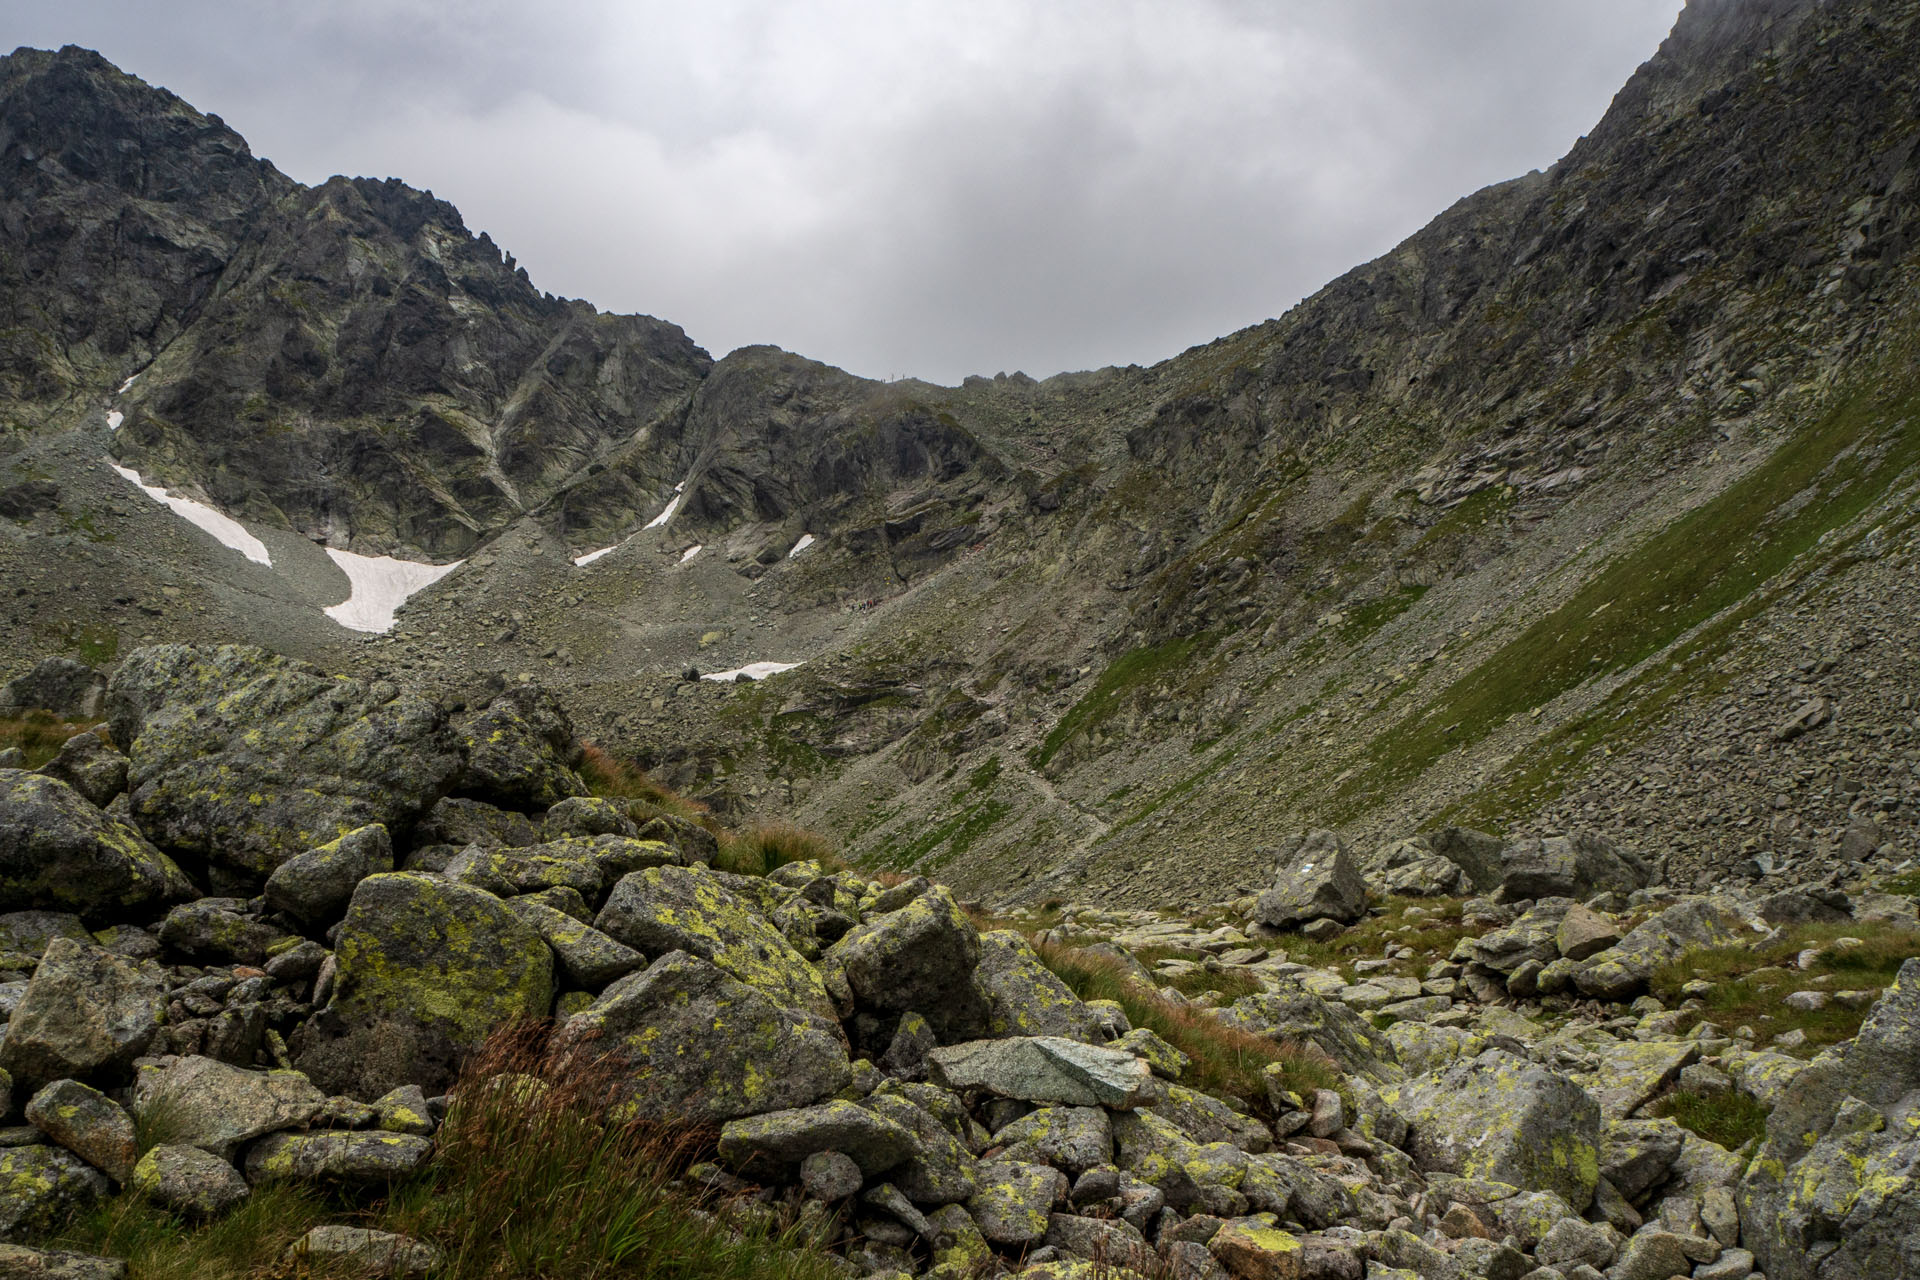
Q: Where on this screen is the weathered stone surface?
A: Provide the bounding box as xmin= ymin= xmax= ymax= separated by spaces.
xmin=263 ymin=824 xmax=393 ymax=924
xmin=1109 ymin=1109 xmax=1249 ymax=1212
xmin=289 ymin=1226 xmax=442 ymax=1278
xmin=1219 ymin=980 xmax=1401 ymax=1084
xmin=1393 ymin=1050 xmax=1601 ymax=1208
xmin=929 ymin=1037 xmax=1154 ymax=1109
xmin=542 ymin=795 xmax=637 ymax=841
xmin=1254 ymin=832 xmax=1368 ymax=928
xmin=129 ymin=1143 xmax=249 ymax=1218
xmin=1599 ymin=1118 xmax=1686 ymax=1199
xmin=595 ymin=865 xmax=831 ymax=1017
xmin=131 ymin=1056 xmax=325 ymax=1159
xmin=0 ymin=773 xmax=193 ymax=918
xmin=413 ymin=797 xmax=541 ymax=849
xmin=1582 ymin=1040 xmax=1698 ymax=1120
xmin=993 ymin=1106 xmax=1114 ymax=1175
xmin=826 ymin=885 xmax=988 ymax=1041
xmin=242 ymin=1130 xmax=433 ymax=1184
xmin=291 ymin=872 xmax=553 ymax=1098
xmin=1426 ymin=827 xmax=1508 ymax=893
xmin=0 ymin=939 xmax=165 ymax=1089
xmin=549 ymin=950 xmax=849 ymax=1124
xmin=0 ymin=660 xmax=104 ymax=721
xmin=800 ymin=1150 xmax=863 ymax=1201
xmin=858 ymin=1090 xmax=978 ymax=1206
xmin=1611 ymin=1229 xmax=1694 ymax=1280
xmin=155 ymin=898 xmax=288 ymax=966
xmin=1572 ymin=898 xmax=1765 ymax=1000
xmin=0 ymin=1146 xmax=107 ymax=1239
xmin=966 ymin=1159 xmax=1066 ymax=1245
xmin=443 ymin=841 xmax=606 ymax=900
xmin=1043 ymin=1212 xmax=1159 ymax=1273
xmin=106 ymin=645 xmax=462 ymax=876
xmin=1533 ymin=1216 xmax=1617 ymax=1270
xmin=1210 ymin=1223 xmax=1363 ymax=1280
xmin=504 ymin=896 xmax=645 ymax=989
xmin=719 ymin=1101 xmax=920 ymax=1176
xmin=23 ymin=1080 xmax=133 ymax=1183
xmin=977 ymin=931 xmax=1103 ymax=1042
xmin=451 ymin=687 xmax=586 ymax=811
xmin=371 ymin=1085 xmax=434 ymax=1136
xmin=0 ymin=1243 xmax=126 ymax=1280
xmin=1496 ymin=833 xmax=1652 ymax=901
xmin=1554 ymin=904 xmax=1622 ymax=962
xmin=33 ymin=734 xmax=127 ymax=811
xmin=1738 ymin=957 xmax=1920 ymax=1280
xmin=0 ymin=913 xmax=89 ymax=959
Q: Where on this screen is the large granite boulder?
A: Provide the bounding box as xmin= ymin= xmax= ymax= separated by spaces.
xmin=1497 ymin=833 xmax=1654 ymax=901
xmin=928 ymin=1037 xmax=1155 ymax=1109
xmin=291 ymin=872 xmax=553 ymax=1098
xmin=976 ymin=931 xmax=1104 ymax=1042
xmin=1738 ymin=958 xmax=1920 ymax=1280
xmin=0 ymin=658 xmax=105 ymax=719
xmin=106 ymin=645 xmax=462 ymax=876
xmin=549 ymin=951 xmax=850 ymax=1124
xmin=1253 ymin=831 xmax=1368 ymax=928
xmin=0 ymin=938 xmax=166 ymax=1089
xmin=0 ymin=772 xmax=194 ymax=918
xmin=595 ymin=864 xmax=832 ymax=1017
xmin=450 ymin=687 xmax=586 ymax=812
xmin=1572 ymin=897 xmax=1766 ymax=1000
xmin=824 ymin=885 xmax=989 ymax=1041
xmin=263 ymin=824 xmax=394 ymax=924
xmin=1391 ymin=1049 xmax=1602 ymax=1209
xmin=131 ymin=1056 xmax=326 ymax=1159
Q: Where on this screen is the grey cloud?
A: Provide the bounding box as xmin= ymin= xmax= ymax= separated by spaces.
xmin=3 ymin=0 xmax=1684 ymax=383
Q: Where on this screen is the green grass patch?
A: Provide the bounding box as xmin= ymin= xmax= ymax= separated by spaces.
xmin=40 ymin=1183 xmax=334 ymax=1280
xmin=1338 ymin=584 xmax=1430 ymax=640
xmin=1032 ymin=634 xmax=1213 ymax=768
xmin=0 ymin=713 xmax=106 ymax=768
xmin=1344 ymin=374 xmax=1920 ymax=809
xmin=713 ymin=821 xmax=840 ymax=878
xmin=1647 ymin=921 xmax=1920 ymax=1055
xmin=1649 ymin=1090 xmax=1769 ymax=1151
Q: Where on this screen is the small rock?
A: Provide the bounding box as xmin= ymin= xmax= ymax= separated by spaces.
xmin=0 ymin=1243 xmax=126 ymax=1280
xmin=799 ymin=1150 xmax=863 ymax=1201
xmin=288 ymin=1226 xmax=442 ymax=1279
xmin=24 ymin=1079 xmax=135 ymax=1183
xmin=130 ymin=1144 xmax=250 ymax=1218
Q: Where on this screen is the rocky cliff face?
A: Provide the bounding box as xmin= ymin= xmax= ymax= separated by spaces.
xmin=3 ymin=0 xmax=1920 ymax=912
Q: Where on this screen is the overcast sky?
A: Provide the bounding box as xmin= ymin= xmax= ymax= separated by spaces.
xmin=7 ymin=1 xmax=1684 ymax=384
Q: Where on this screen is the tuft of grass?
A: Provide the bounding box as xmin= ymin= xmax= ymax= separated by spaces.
xmin=1034 ymin=941 xmax=1336 ymax=1109
xmin=1650 ymin=1089 xmax=1769 ymax=1151
xmin=576 ymin=744 xmax=711 ymax=823
xmin=42 ymin=1182 xmax=333 ymax=1280
xmin=395 ymin=1022 xmax=845 ymax=1280
xmin=713 ymin=820 xmax=839 ymax=878
xmin=0 ymin=713 xmax=106 ymax=768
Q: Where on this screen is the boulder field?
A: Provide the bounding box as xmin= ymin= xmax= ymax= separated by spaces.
xmin=0 ymin=644 xmax=1914 ymax=1279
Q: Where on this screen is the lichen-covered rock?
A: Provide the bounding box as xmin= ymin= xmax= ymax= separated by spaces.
xmin=1219 ymin=979 xmax=1402 ymax=1085
xmin=1154 ymin=1085 xmax=1272 ymax=1154
xmin=631 ymin=813 xmax=719 ymax=865
xmin=976 ymin=931 xmax=1104 ymax=1043
xmin=1579 ymin=1040 xmax=1698 ymax=1120
xmin=414 ymin=797 xmax=542 ymax=849
xmin=105 ymin=645 xmax=462 ymax=876
xmin=800 ymin=1150 xmax=863 ymax=1201
xmin=0 ymin=659 xmax=105 ymax=720
xmin=1555 ymin=903 xmax=1622 ymax=961
xmin=718 ymin=1100 xmax=920 ymax=1176
xmin=23 ymin=1080 xmax=134 ymax=1183
xmin=0 ymin=938 xmax=166 ymax=1089
xmin=967 ymin=1159 xmax=1066 ymax=1246
xmin=930 ymin=1037 xmax=1154 ymax=1109
xmin=1598 ymin=1117 xmax=1686 ymax=1200
xmin=0 ymin=912 xmax=90 ymax=959
xmin=0 ymin=1145 xmax=108 ymax=1239
xmin=290 ymin=872 xmax=553 ymax=1098
xmin=993 ymin=1106 xmax=1114 ymax=1175
xmin=1496 ymin=833 xmax=1652 ymax=901
xmin=242 ymin=1130 xmax=433 ymax=1185
xmin=155 ymin=898 xmax=290 ymax=966
xmin=542 ymin=796 xmax=636 ymax=841
xmin=34 ymin=733 xmax=128 ymax=811
xmin=451 ymin=687 xmax=586 ymax=812
xmin=0 ymin=1242 xmax=127 ymax=1279
xmin=1572 ymin=897 xmax=1766 ymax=1000
xmin=596 ymin=865 xmax=832 ymax=1017
xmin=1043 ymin=1212 xmax=1159 ymax=1274
xmin=443 ymin=840 xmax=607 ymax=900
xmin=549 ymin=950 xmax=849 ymax=1124
xmin=263 ymin=824 xmax=393 ymax=924
xmin=504 ymin=896 xmax=645 ymax=989
xmin=1209 ymin=1223 xmax=1364 ymax=1280
xmin=1738 ymin=957 xmax=1920 ymax=1280
xmin=371 ymin=1085 xmax=434 ymax=1136
xmin=131 ymin=1056 xmax=325 ymax=1159
xmin=1253 ymin=831 xmax=1368 ymax=928
xmin=288 ymin=1226 xmax=442 ymax=1279
xmin=858 ymin=1090 xmax=978 ymax=1206
xmin=1392 ymin=1049 xmax=1600 ymax=1208
xmin=1109 ymin=1109 xmax=1249 ymax=1213
xmin=0 ymin=772 xmax=194 ymax=918
xmin=825 ymin=885 xmax=989 ymax=1042
xmin=129 ymin=1143 xmax=249 ymax=1218
xmin=1469 ymin=900 xmax=1571 ymax=975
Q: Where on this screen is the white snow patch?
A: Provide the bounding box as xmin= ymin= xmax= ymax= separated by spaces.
xmin=680 ymin=544 xmax=703 ymax=563
xmin=645 ymin=493 xmax=682 ymax=530
xmin=323 ymin=548 xmax=462 ymax=633
xmin=788 ymin=533 xmax=816 ymax=558
xmin=674 ymin=480 xmax=685 ymax=493
xmin=701 ymin=661 xmax=802 ymax=683
xmin=573 ymin=544 xmax=619 ymax=567
xmin=106 ymin=410 xmax=123 ymax=431
xmin=110 ymin=463 xmax=272 ymax=566
xmin=117 ymin=374 xmax=139 ymax=394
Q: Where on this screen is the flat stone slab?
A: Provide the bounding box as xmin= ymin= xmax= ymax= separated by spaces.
xmin=928 ymin=1036 xmax=1155 ymax=1109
